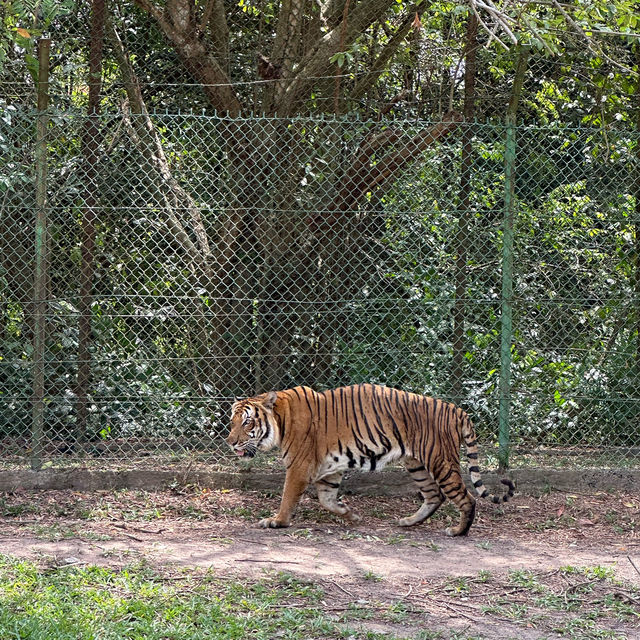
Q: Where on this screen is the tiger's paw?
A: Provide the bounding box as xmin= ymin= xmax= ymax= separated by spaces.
xmin=397 ymin=516 xmax=416 ymax=527
xmin=344 ymin=511 xmax=361 ymax=523
xmin=445 ymin=526 xmax=469 ymax=537
xmin=258 ymin=517 xmax=290 ymax=529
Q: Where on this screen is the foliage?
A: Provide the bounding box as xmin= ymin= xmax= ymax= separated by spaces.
xmin=2 ymin=1 xmax=640 ymax=460
xmin=0 ymin=556 xmax=339 ymax=640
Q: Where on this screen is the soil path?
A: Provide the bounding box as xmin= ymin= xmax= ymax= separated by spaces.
xmin=1 ymin=522 xmax=637 ymax=584
xmin=1 ymin=487 xmax=639 ymax=638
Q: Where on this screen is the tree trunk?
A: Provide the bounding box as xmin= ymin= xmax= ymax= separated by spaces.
xmin=451 ymin=13 xmax=477 ymax=406
xmin=75 ymin=0 xmax=105 ymax=446
xmin=115 ymin=0 xmax=464 ymax=403
xmin=635 ymin=44 xmax=640 ymax=363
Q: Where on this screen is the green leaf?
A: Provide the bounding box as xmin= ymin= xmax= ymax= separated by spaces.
xmin=25 ymin=53 xmax=39 ymax=83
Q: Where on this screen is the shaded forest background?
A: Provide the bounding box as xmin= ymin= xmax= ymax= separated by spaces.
xmin=1 ymin=0 xmax=640 ymax=467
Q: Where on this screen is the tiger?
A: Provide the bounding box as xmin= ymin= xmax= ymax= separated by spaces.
xmin=226 ymin=383 xmax=514 ymax=536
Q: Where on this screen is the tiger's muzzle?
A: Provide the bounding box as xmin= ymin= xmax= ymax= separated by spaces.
xmin=226 ymin=434 xmax=258 ymax=458
xmin=234 ymin=443 xmax=257 ymax=458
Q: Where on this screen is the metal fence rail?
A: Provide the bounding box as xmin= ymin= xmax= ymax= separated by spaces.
xmin=1 ymin=99 xmax=639 ymax=470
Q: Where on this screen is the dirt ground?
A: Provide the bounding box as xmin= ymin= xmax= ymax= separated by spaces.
xmin=1 ymin=483 xmax=640 ymax=639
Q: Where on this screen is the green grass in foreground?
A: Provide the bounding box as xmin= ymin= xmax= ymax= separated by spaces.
xmin=0 ymin=555 xmax=422 ymax=640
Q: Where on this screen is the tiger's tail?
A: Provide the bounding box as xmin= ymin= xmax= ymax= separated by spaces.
xmin=461 ymin=412 xmax=515 ymax=503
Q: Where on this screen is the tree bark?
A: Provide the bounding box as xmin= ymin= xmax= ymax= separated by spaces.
xmin=133 ymin=0 xmax=242 ymax=115
xmin=75 ymin=0 xmax=105 ymax=445
xmin=451 ymin=13 xmax=477 ymax=406
xmin=108 ymin=18 xmax=218 ymax=394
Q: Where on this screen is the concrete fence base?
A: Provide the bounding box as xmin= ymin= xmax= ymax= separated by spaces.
xmin=1 ymin=468 xmax=639 ymax=495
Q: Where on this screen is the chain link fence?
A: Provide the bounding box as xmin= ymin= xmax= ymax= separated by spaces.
xmin=2 ymin=102 xmax=639 ymax=471
xmin=2 ymin=2 xmax=640 ymax=472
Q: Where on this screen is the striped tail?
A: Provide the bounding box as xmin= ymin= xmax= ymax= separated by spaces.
xmin=461 ymin=413 xmax=515 ymax=503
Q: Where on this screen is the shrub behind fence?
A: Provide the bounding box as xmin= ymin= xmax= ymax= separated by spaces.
xmin=1 ymin=102 xmax=639 ymax=470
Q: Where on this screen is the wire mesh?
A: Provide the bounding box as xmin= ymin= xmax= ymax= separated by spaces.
xmin=1 ymin=106 xmax=639 ymax=470
xmin=2 ymin=0 xmax=640 ymax=471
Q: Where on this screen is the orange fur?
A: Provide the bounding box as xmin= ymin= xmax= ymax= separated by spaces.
xmin=227 ymin=383 xmax=514 ymax=535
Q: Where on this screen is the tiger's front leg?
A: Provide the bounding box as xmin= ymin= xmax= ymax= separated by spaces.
xmin=258 ymin=471 xmax=309 ymax=528
xmin=316 ymin=472 xmax=361 ymax=523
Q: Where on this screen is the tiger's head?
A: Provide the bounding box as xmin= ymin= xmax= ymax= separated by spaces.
xmin=226 ymin=391 xmax=279 ymax=458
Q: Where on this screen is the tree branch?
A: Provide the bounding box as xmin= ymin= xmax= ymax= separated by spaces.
xmin=276 ymin=0 xmax=398 ymax=115
xmin=263 ymin=0 xmax=306 ymax=113
xmin=350 ymin=4 xmax=425 ymax=104
xmin=550 ymin=0 xmax=634 ymax=75
xmin=350 ymin=110 xmax=463 ymax=202
xmin=107 ymin=17 xmax=212 ymax=268
xmin=311 ymin=109 xmax=463 ymax=227
xmin=132 ymin=0 xmax=242 ymax=115
xmin=200 ymin=0 xmax=228 ymax=66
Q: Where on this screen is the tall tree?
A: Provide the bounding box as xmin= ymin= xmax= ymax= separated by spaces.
xmin=75 ymin=0 xmax=106 ymax=443
xmin=451 ymin=11 xmax=478 ymax=405
xmin=106 ymin=0 xmax=464 ymax=398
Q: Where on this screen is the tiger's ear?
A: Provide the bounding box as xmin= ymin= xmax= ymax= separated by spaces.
xmin=261 ymin=391 xmax=278 ymax=410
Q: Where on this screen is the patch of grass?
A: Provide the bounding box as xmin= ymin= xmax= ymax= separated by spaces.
xmin=445 ymin=576 xmax=471 ymax=595
xmin=383 ymin=601 xmax=412 ymax=624
xmin=477 ymin=570 xmax=492 ymax=583
xmin=1 ymin=556 xmax=424 ymax=640
xmin=475 ymin=541 xmax=492 ymax=551
xmin=560 ymin=565 xmax=616 ymax=581
xmin=552 ymin=615 xmax=623 ymax=639
xmin=179 ymin=505 xmax=208 ymax=520
xmin=413 ymin=632 xmax=444 ymax=640
xmin=362 ymin=569 xmax=383 ymax=582
xmin=508 ymin=569 xmax=544 ymax=592
xmin=339 ymin=531 xmax=383 ymax=543
xmin=524 ymin=513 xmax=577 ymax=532
xmin=288 ymin=528 xmax=315 ymax=540
xmin=274 ymin=571 xmax=323 ymax=601
xmin=257 ymin=489 xmax=280 ymax=499
xmin=409 ymin=539 xmax=440 ymax=551
xmin=84 ymin=493 xmax=165 ymax=522
xmin=385 ymin=534 xmax=407 ymax=545
xmin=28 ymin=523 xmax=77 ymax=541
xmin=602 ymin=593 xmax=640 ymax=621
xmin=533 ymin=590 xmax=580 ymax=612
xmin=77 ymin=530 xmax=112 ymax=542
xmin=0 ymin=498 xmax=41 ymax=517
xmin=430 ymin=502 xmax=458 ymax=523
xmin=101 ymin=548 xmax=142 ymax=559
xmin=479 ymin=565 xmax=639 ymax=639
xmin=339 ymin=530 xmax=365 ymax=541
xmin=500 ymin=602 xmax=530 ymax=620
xmin=336 ymin=602 xmax=375 ymax=623
xmin=369 ymin=505 xmax=394 ymax=520
xmin=221 ymin=505 xmax=259 ymax=519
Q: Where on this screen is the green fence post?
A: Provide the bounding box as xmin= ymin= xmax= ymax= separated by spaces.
xmin=31 ymin=38 xmax=51 ymax=471
xmin=498 ymin=46 xmax=529 ymax=472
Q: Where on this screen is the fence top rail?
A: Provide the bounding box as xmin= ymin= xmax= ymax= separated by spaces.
xmin=2 ymin=105 xmax=640 ymax=135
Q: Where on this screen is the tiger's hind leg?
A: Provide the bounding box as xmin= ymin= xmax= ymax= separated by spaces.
xmin=315 ymin=472 xmax=361 ymax=523
xmin=398 ymin=458 xmax=446 ymax=527
xmin=435 ymin=465 xmax=476 ymax=537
